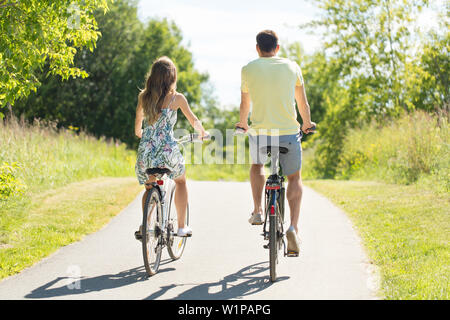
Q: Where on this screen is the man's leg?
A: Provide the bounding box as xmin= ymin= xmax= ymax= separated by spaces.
xmin=286 ymin=169 xmax=303 ymax=233
xmin=279 ymin=132 xmax=303 ymax=254
xmin=250 ymin=164 xmax=265 ymax=215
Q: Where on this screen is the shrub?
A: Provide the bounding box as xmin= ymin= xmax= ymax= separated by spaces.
xmin=0 ymin=162 xmax=25 ymax=201
xmin=335 ymin=111 xmax=449 ymax=191
xmin=0 ymin=116 xmax=136 ymax=196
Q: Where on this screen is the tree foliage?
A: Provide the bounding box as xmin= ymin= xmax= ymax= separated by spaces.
xmin=297 ymin=0 xmax=449 ymax=177
xmin=13 ymin=0 xmax=208 ymax=147
xmin=280 ymin=42 xmax=330 ymax=127
xmin=0 ymin=0 xmax=109 ymax=115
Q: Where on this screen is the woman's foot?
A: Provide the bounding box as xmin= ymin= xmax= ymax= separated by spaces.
xmin=177 ymin=226 xmax=193 ymax=237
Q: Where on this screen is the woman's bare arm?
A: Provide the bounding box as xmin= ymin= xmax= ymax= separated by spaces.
xmin=135 ymin=103 xmax=144 ymax=138
xmin=177 ymin=94 xmax=206 ymax=136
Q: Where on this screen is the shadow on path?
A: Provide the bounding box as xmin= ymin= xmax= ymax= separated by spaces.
xmin=145 ymin=261 xmax=289 ymax=300
xmin=25 ymin=261 xmax=175 ymax=299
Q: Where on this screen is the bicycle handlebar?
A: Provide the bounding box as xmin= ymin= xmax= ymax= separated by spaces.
xmin=304 ymin=124 xmax=316 ymax=134
xmin=234 ymin=125 xmax=317 ymax=135
xmin=234 ymin=126 xmax=247 ymax=135
xmin=176 ymin=132 xmax=211 ymax=144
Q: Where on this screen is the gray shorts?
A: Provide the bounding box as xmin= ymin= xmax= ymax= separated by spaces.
xmin=249 ymin=132 xmax=303 ymax=176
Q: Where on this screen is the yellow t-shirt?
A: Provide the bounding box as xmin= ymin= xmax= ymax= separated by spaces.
xmin=241 ymin=56 xmax=304 ymax=136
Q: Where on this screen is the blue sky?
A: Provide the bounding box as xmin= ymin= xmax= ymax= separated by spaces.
xmin=137 ymin=0 xmax=321 ymax=107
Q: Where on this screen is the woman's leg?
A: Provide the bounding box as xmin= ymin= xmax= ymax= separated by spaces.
xmin=173 ymin=174 xmax=188 ymax=228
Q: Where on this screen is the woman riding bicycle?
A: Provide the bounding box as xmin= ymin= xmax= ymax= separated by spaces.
xmin=134 ymin=56 xmax=207 ymax=237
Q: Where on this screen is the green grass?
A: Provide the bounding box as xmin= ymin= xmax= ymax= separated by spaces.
xmin=0 ymin=118 xmax=136 ymax=194
xmin=186 ymin=164 xmax=250 ymax=181
xmin=0 ymin=118 xmax=141 ymax=279
xmin=0 ymin=177 xmax=141 ymax=279
xmin=306 ymin=179 xmax=450 ymax=300
xmin=182 ymin=141 xmax=251 ymax=181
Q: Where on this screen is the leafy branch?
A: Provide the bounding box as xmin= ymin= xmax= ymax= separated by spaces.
xmin=0 ymin=0 xmax=18 ymax=9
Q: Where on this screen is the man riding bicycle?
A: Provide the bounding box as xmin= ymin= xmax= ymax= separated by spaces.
xmin=236 ymin=30 xmax=316 ymax=256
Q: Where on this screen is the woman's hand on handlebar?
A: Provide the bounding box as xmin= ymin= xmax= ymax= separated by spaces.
xmin=193 ymin=119 xmax=210 ymax=140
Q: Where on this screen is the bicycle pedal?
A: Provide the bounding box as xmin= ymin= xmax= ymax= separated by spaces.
xmin=171 ymin=232 xmax=192 ymax=238
xmin=263 ymin=244 xmax=269 ymax=249
xmin=178 ymin=234 xmax=192 ymax=238
xmin=134 ymin=231 xmax=142 ymax=241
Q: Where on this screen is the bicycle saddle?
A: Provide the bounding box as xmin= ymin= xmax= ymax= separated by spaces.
xmin=146 ymin=168 xmax=172 ymax=176
xmin=261 ymin=146 xmax=289 ymax=155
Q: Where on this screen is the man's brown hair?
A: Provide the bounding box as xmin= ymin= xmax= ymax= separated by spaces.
xmin=256 ymin=30 xmax=278 ymax=53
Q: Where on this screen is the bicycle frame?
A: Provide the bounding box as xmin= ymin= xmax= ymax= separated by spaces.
xmin=140 ymin=132 xmax=210 ymax=276
xmin=234 ymin=126 xmax=315 ymax=281
xmin=144 ymin=132 xmax=209 ymax=241
xmin=263 ymin=152 xmax=286 ymax=248
xmin=146 ymin=177 xmax=175 ymax=242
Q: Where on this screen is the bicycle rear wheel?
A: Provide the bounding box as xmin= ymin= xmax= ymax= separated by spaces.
xmin=167 ymin=184 xmax=189 ymax=260
xmin=268 ymin=191 xmax=278 ymax=282
xmin=142 ymin=188 xmax=163 ymax=276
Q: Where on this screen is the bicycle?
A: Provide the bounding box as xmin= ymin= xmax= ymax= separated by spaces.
xmin=137 ymin=132 xmax=210 ymax=276
xmin=235 ymin=125 xmax=315 ymax=282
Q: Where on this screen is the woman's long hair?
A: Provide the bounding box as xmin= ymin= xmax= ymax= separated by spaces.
xmin=138 ymin=57 xmax=177 ymax=124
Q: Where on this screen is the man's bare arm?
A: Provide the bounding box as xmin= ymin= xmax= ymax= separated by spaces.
xmin=237 ymin=91 xmax=251 ymax=130
xmin=295 ymin=84 xmax=315 ymax=133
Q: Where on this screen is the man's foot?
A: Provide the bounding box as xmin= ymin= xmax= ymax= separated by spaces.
xmin=286 ymin=226 xmax=301 ymax=256
xmin=177 ymin=226 xmax=193 ymax=237
xmin=248 ymin=212 xmax=263 ymax=225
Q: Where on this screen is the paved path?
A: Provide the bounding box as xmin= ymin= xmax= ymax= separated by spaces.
xmin=0 ymin=181 xmax=379 ymax=299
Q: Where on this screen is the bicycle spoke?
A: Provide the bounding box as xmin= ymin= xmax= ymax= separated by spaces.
xmin=142 ymin=189 xmax=162 ymax=276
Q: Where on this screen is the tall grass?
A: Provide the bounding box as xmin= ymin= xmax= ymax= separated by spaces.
xmin=0 ymin=117 xmax=136 ymax=196
xmin=304 ymin=111 xmax=449 ymax=193
xmin=0 ymin=117 xmax=137 ymax=247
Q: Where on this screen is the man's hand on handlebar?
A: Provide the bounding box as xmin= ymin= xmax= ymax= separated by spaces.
xmin=301 ymin=121 xmax=317 ymax=134
xmin=235 ymin=122 xmax=249 ymax=133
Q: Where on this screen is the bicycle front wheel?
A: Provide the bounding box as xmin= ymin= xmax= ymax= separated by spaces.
xmin=167 ymin=184 xmax=189 ymax=260
xmin=142 ymin=188 xmax=163 ymax=276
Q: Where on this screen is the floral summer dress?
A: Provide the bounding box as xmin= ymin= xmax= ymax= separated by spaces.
xmin=135 ymin=96 xmax=185 ymax=184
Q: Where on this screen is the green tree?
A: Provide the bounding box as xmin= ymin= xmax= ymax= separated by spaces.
xmin=404 ymin=29 xmax=449 ymax=112
xmin=304 ymin=0 xmax=433 ymax=117
xmin=0 ymin=0 xmax=109 ymax=116
xmin=300 ymin=0 xmax=448 ymax=177
xmin=280 ymin=42 xmax=333 ymax=127
xmin=13 ymin=0 xmax=208 ymax=147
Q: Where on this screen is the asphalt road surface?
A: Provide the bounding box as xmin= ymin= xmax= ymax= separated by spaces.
xmin=0 ymin=181 xmax=379 ymax=300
